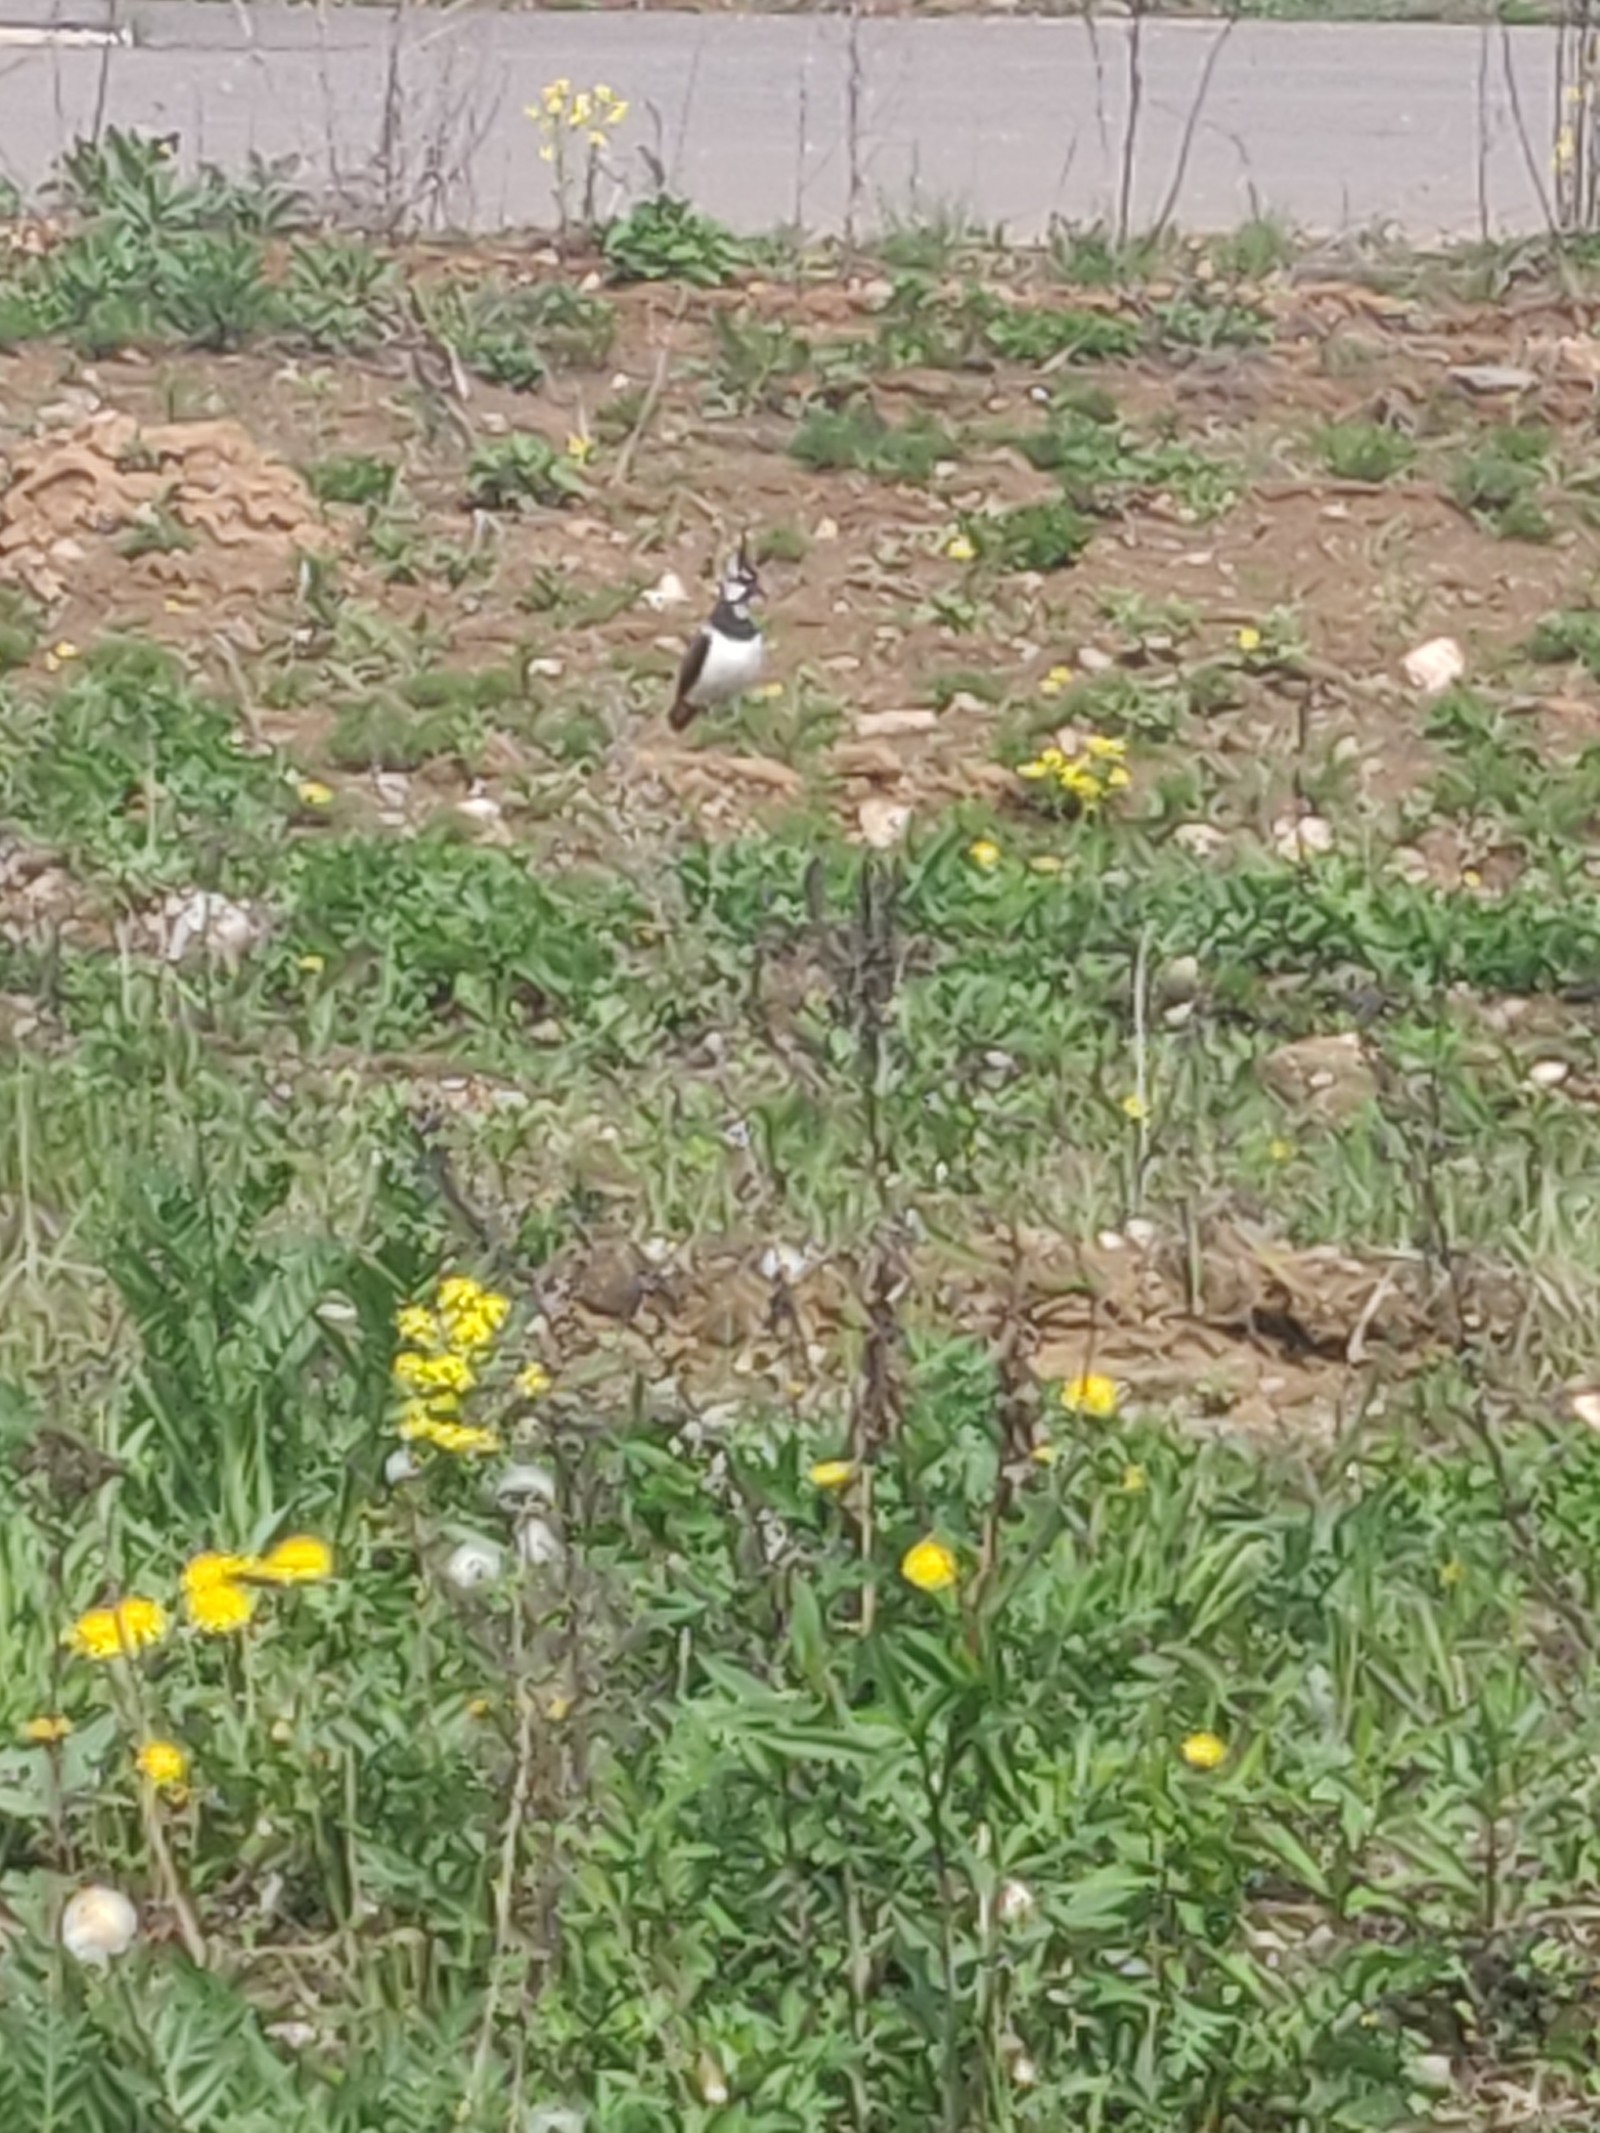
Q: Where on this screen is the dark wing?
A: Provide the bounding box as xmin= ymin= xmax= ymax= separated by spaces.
xmin=668 ymin=628 xmax=710 ymax=730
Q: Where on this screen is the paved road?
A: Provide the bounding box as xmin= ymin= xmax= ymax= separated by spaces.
xmin=0 ymin=5 xmax=1567 ymax=238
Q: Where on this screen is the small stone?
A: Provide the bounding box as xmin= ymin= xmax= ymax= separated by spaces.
xmin=1173 ymin=821 xmax=1227 ymax=858
xmin=857 ymin=797 xmax=912 ymax=849
xmin=856 ymin=709 xmax=937 ymax=738
xmin=640 ymin=570 xmax=688 ymax=612
xmin=1570 ymin=1389 xmax=1600 ymax=1431
xmin=1526 ymin=1057 xmax=1571 ymax=1090
xmin=1449 ymin=364 xmax=1536 ymax=395
xmin=1271 ymin=813 xmax=1335 ymax=862
xmin=812 ymin=516 xmax=839 ymax=541
xmin=1402 ymin=636 xmax=1465 ymax=695
xmin=528 ymin=656 xmax=565 ymax=679
xmin=1077 ymin=645 xmax=1114 ymax=674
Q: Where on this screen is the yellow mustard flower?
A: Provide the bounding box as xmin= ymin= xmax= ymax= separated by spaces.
xmin=135 ymin=1739 xmax=189 ymax=1791
xmin=808 ymin=1459 xmax=856 ymax=1490
xmin=515 ymin=1361 xmax=552 ymax=1400
xmin=1120 ymin=1092 xmax=1149 ymax=1122
xmin=1060 ymin=1372 xmax=1118 ymax=1420
xmin=1236 ymin=625 xmax=1262 ymax=653
xmin=393 ymin=1349 xmax=476 ymax=1396
xmin=20 ymin=1715 xmax=72 ymax=1744
xmin=900 ymin=1536 xmax=959 ymax=1595
xmin=296 ymin=953 xmax=325 ymax=975
xmin=1039 ymin=663 xmax=1074 ymax=696
xmin=945 ymin=533 xmax=975 ymax=562
xmin=968 ymin=839 xmax=1001 ymax=871
xmin=1120 ymin=1462 xmax=1148 ymax=1494
xmin=251 ymin=1535 xmax=334 ymax=1586
xmin=296 ymin=779 xmax=333 ymax=808
xmin=399 ymin=1413 xmax=503 ymax=1456
xmin=1180 ymin=1730 xmax=1228 ymax=1771
xmin=395 ymin=1303 xmax=441 ymax=1347
xmin=565 ymin=432 xmax=595 ymax=464
xmin=65 ymin=1596 xmax=168 ymax=1662
xmin=1029 ymin=1441 xmax=1060 ymax=1466
xmin=1268 ymin=1137 xmax=1295 ymax=1163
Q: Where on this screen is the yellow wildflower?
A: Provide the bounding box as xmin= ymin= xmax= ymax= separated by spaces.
xmin=587 ymin=130 xmax=609 ymax=149
xmin=1236 ymin=626 xmax=1262 ymax=653
xmin=437 ymin=1277 xmax=510 ymax=1353
xmin=1180 ymin=1730 xmax=1228 ymax=1771
xmin=135 ymin=1740 xmax=189 ymax=1791
xmin=65 ymin=1596 xmax=168 ymax=1662
xmin=296 ymin=779 xmax=333 ymax=808
xmin=1039 ymin=663 xmax=1073 ymax=696
xmin=1268 ymin=1137 xmax=1295 ymax=1163
xmin=752 ymin=680 xmax=784 ymax=701
xmin=1120 ymin=1092 xmax=1149 ymax=1122
xmin=945 ymin=533 xmax=975 ymax=562
xmin=185 ymin=1578 xmax=256 ymax=1635
xmin=515 ymin=1362 xmax=552 ymax=1400
xmin=900 ymin=1536 xmax=959 ymax=1595
xmin=968 ymin=839 xmax=1001 ymax=871
xmin=393 ymin=1349 xmax=476 ymax=1396
xmin=399 ymin=1412 xmax=503 ymax=1456
xmin=1120 ymin=1462 xmax=1148 ymax=1494
xmin=1087 ymin=733 xmax=1126 ymax=759
xmin=569 ymin=91 xmax=594 ymax=129
xmin=252 ymin=1535 xmax=334 ymax=1586
xmin=1030 ymin=1441 xmax=1060 ymax=1466
xmin=808 ymin=1459 xmax=856 ymax=1490
xmin=296 ymin=953 xmax=325 ymax=975
xmin=606 ymin=99 xmax=629 ymax=125
xmin=1438 ymin=1557 xmax=1466 ymax=1589
xmin=1060 ymin=1372 xmax=1119 ymax=1420
xmin=565 ymin=432 xmax=595 ymax=464
xmin=395 ymin=1304 xmax=441 ymax=1347
xmin=43 ymin=640 xmax=80 ymax=673
xmin=20 ymin=1715 xmax=72 ymax=1744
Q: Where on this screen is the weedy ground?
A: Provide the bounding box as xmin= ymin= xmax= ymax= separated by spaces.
xmin=8 ymin=137 xmax=1600 ymax=2132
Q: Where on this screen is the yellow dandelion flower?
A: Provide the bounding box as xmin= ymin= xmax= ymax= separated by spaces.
xmin=1236 ymin=626 xmax=1262 ymax=653
xmin=1268 ymin=1137 xmax=1295 ymax=1163
xmin=66 ymin=1596 xmax=169 ymax=1662
xmin=1030 ymin=1441 xmax=1060 ymax=1465
xmin=20 ymin=1715 xmax=72 ymax=1744
xmin=1120 ymin=1092 xmax=1149 ymax=1122
xmin=296 ymin=779 xmax=333 ymax=809
xmin=1105 ymin=765 xmax=1131 ymax=790
xmin=968 ymin=839 xmax=1001 ymax=871
xmin=401 ymin=1415 xmax=503 ymax=1456
xmin=1087 ymin=734 xmax=1126 ymax=759
xmin=1180 ymin=1730 xmax=1228 ymax=1771
xmin=945 ymin=533 xmax=975 ymax=562
xmin=135 ymin=1739 xmax=188 ymax=1791
xmin=515 ymin=1362 xmax=552 ymax=1400
xmin=808 ymin=1459 xmax=856 ymax=1490
xmin=183 ymin=1551 xmax=254 ymax=1593
xmin=185 ymin=1578 xmax=256 ymax=1635
xmin=252 ymin=1535 xmax=334 ymax=1586
xmin=900 ymin=1536 xmax=959 ymax=1594
xmin=395 ymin=1304 xmax=440 ymax=1347
xmin=1060 ymin=1372 xmax=1119 ymax=1420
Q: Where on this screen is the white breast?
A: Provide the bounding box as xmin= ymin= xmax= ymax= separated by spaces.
xmin=692 ymin=628 xmax=766 ymax=706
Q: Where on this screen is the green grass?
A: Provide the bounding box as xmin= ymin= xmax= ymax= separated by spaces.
xmin=13 ymin=141 xmax=1600 ymax=2133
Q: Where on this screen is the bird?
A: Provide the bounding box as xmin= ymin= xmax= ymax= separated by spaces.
xmin=668 ymin=539 xmax=765 ymax=732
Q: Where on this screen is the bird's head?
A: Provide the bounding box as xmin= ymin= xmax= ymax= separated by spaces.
xmin=718 ymin=534 xmax=762 ymax=612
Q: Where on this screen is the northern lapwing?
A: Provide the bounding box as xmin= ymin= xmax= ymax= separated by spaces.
xmin=668 ymin=538 xmax=765 ymax=731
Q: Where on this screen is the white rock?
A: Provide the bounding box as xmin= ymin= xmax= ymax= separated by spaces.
xmin=1570 ymin=1389 xmax=1600 ymax=1431
xmin=856 ymin=710 xmax=937 ymax=739
xmin=443 ymin=1537 xmax=505 ymax=1591
xmin=527 ymin=657 xmax=565 ymax=679
xmin=384 ymin=1445 xmax=424 ymax=1487
xmin=1173 ymin=822 xmax=1227 ymax=859
xmin=759 ymin=1243 xmax=812 ymax=1283
xmin=1077 ymin=645 xmax=1115 ymax=674
xmin=1402 ymin=637 xmax=1465 ymax=696
xmin=62 ymin=1885 xmax=138 ymax=1966
xmin=640 ymin=570 xmax=688 ymax=613
xmin=455 ymin=793 xmax=503 ymax=828
xmin=1272 ymin=813 xmax=1336 ymax=862
xmin=160 ymin=889 xmax=265 ymax=968
xmin=812 ymin=516 xmax=839 ymax=541
xmin=1526 ymin=1058 xmax=1571 ymax=1090
xmin=857 ymin=797 xmax=912 ymax=849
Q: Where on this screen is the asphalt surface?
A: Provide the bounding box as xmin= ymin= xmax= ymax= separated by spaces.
xmin=0 ymin=6 xmax=1565 ymax=237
